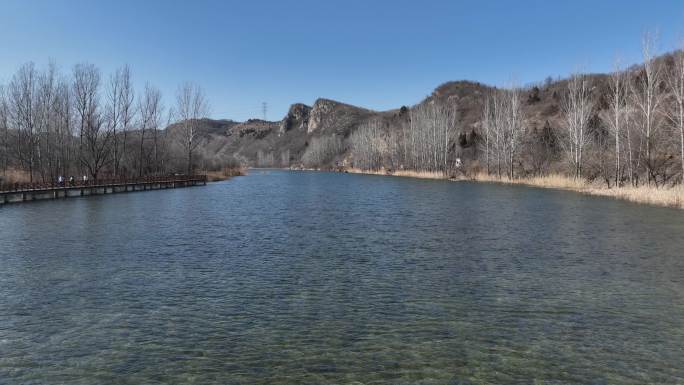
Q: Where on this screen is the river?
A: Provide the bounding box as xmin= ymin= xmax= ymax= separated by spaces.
xmin=1 ymin=170 xmax=683 ymax=384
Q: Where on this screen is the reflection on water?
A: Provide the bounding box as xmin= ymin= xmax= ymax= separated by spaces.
xmin=1 ymin=170 xmax=684 ymax=384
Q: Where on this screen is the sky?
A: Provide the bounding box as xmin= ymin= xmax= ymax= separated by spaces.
xmin=1 ymin=0 xmax=683 ymax=121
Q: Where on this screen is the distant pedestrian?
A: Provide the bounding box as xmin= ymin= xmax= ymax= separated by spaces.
xmin=69 ymin=176 xmax=75 ymax=186
xmin=82 ymin=175 xmax=88 ymax=185
xmin=57 ymin=175 xmax=64 ymax=187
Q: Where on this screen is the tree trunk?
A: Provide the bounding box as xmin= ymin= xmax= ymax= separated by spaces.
xmin=615 ymin=131 xmax=620 ymax=187
xmin=138 ymin=128 xmax=145 ymax=177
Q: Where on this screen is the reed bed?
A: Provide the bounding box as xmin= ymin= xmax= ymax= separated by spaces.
xmin=344 ymin=167 xmax=445 ymax=180
xmin=466 ymin=172 xmax=684 ymax=209
xmin=204 ymin=167 xmax=248 ymax=182
xmin=0 ymin=169 xmax=32 ymax=184
xmin=342 ymin=167 xmax=684 ymax=209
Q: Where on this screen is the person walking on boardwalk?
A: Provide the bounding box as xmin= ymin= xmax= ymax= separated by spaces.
xmin=57 ymin=175 xmax=64 ymax=187
xmin=69 ymin=176 xmax=75 ymax=186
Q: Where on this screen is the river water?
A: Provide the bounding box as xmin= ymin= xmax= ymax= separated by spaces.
xmin=1 ymin=170 xmax=683 ymax=384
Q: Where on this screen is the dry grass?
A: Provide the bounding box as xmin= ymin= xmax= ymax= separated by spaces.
xmin=203 ymin=167 xmax=248 ymax=182
xmin=464 ymin=172 xmax=587 ymax=189
xmin=0 ymin=169 xmax=32 ymax=184
xmin=464 ymin=172 xmax=684 ymax=209
xmin=342 ymin=167 xmax=684 ymax=209
xmin=344 ymin=167 xmax=446 ymax=180
xmin=586 ymin=184 xmax=684 ymax=209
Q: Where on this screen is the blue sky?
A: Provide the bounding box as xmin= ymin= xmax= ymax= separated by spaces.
xmin=1 ymin=0 xmax=683 ymax=121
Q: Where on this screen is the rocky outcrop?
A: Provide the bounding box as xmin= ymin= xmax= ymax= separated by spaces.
xmin=306 ymin=98 xmax=373 ymax=135
xmin=279 ymin=103 xmax=311 ymax=134
xmin=230 ymin=119 xmax=276 ymax=139
xmin=307 ymin=99 xmax=337 ymax=133
xmin=279 ymin=98 xmax=374 ymax=135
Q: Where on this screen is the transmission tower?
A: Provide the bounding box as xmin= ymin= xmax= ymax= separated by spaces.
xmin=262 ymin=102 xmax=267 ymax=120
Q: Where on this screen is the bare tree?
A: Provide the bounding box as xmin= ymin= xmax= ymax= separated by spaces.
xmin=82 ymin=114 xmax=114 ymax=180
xmin=0 ymin=85 xmax=8 ymax=175
xmin=601 ymin=60 xmax=627 ymax=187
xmin=119 ymin=66 xmax=134 ymax=175
xmin=503 ymin=86 xmax=524 ymax=179
xmin=175 ymin=82 xmax=209 ymax=174
xmin=107 ymin=65 xmax=136 ymax=177
xmin=73 ymin=63 xmax=112 ymax=180
xmin=73 ymin=63 xmax=99 ymax=166
xmin=491 ymin=90 xmax=506 ymax=178
xmin=350 ymin=119 xmax=384 ymax=170
xmin=481 ymin=96 xmax=492 ymax=174
xmin=302 ymin=136 xmax=343 ymax=168
xmin=8 ymin=63 xmax=40 ymax=182
xmin=667 ymin=46 xmax=684 ymax=182
xmin=138 ymin=83 xmax=163 ymax=176
xmin=525 ymin=120 xmax=558 ymax=177
xmin=484 ymin=87 xmax=523 ymax=179
xmin=35 ymin=61 xmax=59 ymax=181
xmin=54 ymin=79 xmax=74 ymax=178
xmin=561 ymin=72 xmax=594 ymax=179
xmin=406 ymin=101 xmax=458 ymax=173
xmin=630 ymin=32 xmax=666 ymax=186
xmin=479 ymin=89 xmax=509 ymax=178
xmin=106 ymin=69 xmax=122 ymax=176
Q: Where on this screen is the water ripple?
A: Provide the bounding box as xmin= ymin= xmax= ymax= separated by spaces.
xmin=1 ymin=171 xmax=684 ymax=384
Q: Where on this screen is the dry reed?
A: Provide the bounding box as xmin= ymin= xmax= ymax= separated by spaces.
xmin=0 ymin=169 xmax=32 ymax=184
xmin=342 ymin=168 xmax=684 ymax=209
xmin=201 ymin=167 xmax=248 ymax=182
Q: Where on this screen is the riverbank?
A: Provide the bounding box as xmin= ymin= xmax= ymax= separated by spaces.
xmin=342 ymin=167 xmax=684 ymax=209
xmin=343 ymin=167 xmax=445 ymax=180
xmin=204 ymin=167 xmax=248 ymax=182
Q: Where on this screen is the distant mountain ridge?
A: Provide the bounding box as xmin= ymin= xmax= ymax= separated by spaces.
xmin=179 ymin=50 xmax=680 ymax=169
xmin=178 ymin=80 xmax=547 ymax=167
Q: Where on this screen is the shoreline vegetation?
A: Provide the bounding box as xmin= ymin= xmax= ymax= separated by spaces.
xmin=204 ymin=167 xmax=248 ymax=182
xmin=0 ymin=62 xmax=243 ymax=189
xmin=334 ymin=167 xmax=683 ymax=209
xmin=2 ymin=166 xmax=247 ymax=185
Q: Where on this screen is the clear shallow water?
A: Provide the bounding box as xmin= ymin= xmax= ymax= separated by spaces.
xmin=1 ymin=170 xmax=684 ymax=384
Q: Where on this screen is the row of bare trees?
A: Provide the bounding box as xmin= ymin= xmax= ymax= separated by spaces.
xmin=349 ymin=102 xmax=460 ymax=173
xmin=481 ymin=87 xmax=524 ymax=179
xmin=580 ymin=34 xmax=684 ymax=187
xmin=483 ymin=34 xmax=684 ymax=187
xmin=343 ymin=33 xmax=684 ymax=188
xmin=0 ymin=61 xmax=211 ymax=184
xmin=302 ymin=136 xmax=343 ymax=168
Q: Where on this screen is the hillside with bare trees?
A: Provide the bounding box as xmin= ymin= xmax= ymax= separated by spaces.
xmin=255 ymin=38 xmax=684 ymax=195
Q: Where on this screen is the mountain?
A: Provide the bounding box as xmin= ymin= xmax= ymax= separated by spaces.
xmin=183 ymin=81 xmax=547 ymax=168
xmin=181 ymin=98 xmax=379 ymax=167
xmin=183 ymin=50 xmax=678 ymax=171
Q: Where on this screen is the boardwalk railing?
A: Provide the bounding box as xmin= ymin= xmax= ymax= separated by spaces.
xmin=0 ymin=174 xmax=207 ymax=194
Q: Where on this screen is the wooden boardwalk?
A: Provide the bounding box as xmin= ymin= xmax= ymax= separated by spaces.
xmin=0 ymin=175 xmax=207 ymax=205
